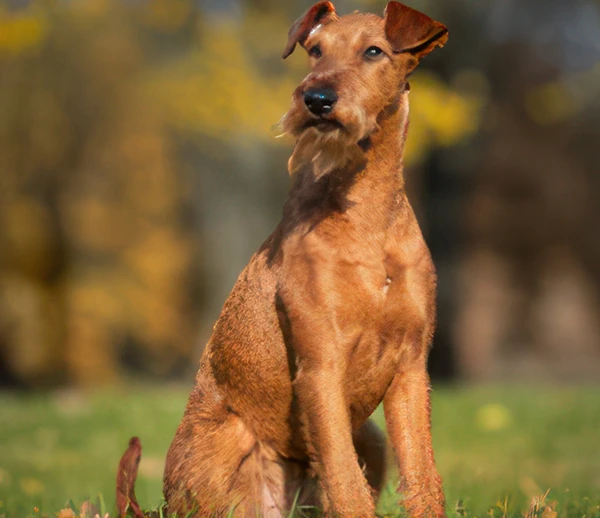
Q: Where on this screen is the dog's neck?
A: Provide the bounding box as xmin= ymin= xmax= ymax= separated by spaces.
xmin=360 ymin=91 xmax=410 ymax=187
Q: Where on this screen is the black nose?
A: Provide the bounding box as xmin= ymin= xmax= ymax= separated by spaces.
xmin=303 ymin=88 xmax=338 ymax=116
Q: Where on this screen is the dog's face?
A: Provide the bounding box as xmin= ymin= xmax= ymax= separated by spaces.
xmin=281 ymin=1 xmax=447 ymax=172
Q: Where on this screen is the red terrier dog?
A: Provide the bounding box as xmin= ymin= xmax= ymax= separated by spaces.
xmin=118 ymin=2 xmax=448 ymax=517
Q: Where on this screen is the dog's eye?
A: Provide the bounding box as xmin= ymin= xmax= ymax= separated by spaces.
xmin=308 ymin=45 xmax=322 ymax=58
xmin=364 ymin=46 xmax=384 ymax=59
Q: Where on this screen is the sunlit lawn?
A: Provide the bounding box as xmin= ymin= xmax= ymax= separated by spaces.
xmin=0 ymin=385 xmax=599 ymax=517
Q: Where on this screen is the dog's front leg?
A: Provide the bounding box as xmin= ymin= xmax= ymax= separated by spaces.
xmin=383 ymin=332 xmax=445 ymax=518
xmin=277 ymin=282 xmax=375 ymax=515
xmin=293 ymin=360 xmax=375 ymax=517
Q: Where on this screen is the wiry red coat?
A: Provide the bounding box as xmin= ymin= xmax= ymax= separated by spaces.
xmin=159 ymin=2 xmax=448 ymax=516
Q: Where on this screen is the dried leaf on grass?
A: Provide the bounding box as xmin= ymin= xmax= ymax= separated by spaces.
xmin=57 ymin=502 xmax=109 ymax=518
xmin=524 ymin=489 xmax=558 ymax=518
xmin=80 ymin=499 xmax=109 ymax=518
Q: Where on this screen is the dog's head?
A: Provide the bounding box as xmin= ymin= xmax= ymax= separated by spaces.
xmin=280 ymin=2 xmax=447 ymax=173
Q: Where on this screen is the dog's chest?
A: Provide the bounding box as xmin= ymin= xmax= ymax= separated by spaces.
xmin=340 ymin=263 xmax=421 ymax=425
xmin=318 ymin=227 xmax=433 ymax=425
xmin=279 ymin=200 xmax=434 ymax=428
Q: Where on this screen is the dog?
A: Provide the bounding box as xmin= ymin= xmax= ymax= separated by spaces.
xmin=117 ymin=2 xmax=448 ymax=516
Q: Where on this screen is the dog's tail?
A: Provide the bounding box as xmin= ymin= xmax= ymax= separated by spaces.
xmin=116 ymin=436 xmax=145 ymax=518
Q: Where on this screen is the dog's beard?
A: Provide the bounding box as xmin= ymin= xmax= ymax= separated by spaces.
xmin=278 ymin=103 xmax=373 ymax=177
xmin=287 ymin=127 xmax=363 ymax=177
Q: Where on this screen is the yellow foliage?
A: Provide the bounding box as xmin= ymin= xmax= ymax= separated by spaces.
xmin=406 ymin=71 xmax=485 ymax=164
xmin=240 ymin=10 xmax=297 ymax=59
xmin=69 ymin=0 xmax=111 ymax=18
xmin=1 ymin=197 xmax=56 ymax=276
xmin=526 ymin=81 xmax=580 ymax=126
xmin=0 ymin=7 xmax=46 ymax=56
xmin=143 ymin=0 xmax=192 ymax=32
xmin=63 ymin=198 xmax=130 ymax=253
xmin=0 ymin=275 xmax=64 ymax=378
xmin=525 ymin=61 xmax=600 ymax=126
xmin=148 ymin=19 xmax=297 ymax=144
xmin=119 ymin=130 xmax=182 ymax=215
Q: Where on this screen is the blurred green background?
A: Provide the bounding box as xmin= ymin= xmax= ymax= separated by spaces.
xmin=0 ymin=0 xmax=599 ymax=516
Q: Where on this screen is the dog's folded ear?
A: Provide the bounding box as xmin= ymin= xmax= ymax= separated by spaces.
xmin=384 ymin=2 xmax=448 ymax=61
xmin=282 ymin=1 xmax=338 ymax=59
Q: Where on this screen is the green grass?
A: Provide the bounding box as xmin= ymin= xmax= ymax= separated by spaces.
xmin=0 ymin=385 xmax=599 ymax=517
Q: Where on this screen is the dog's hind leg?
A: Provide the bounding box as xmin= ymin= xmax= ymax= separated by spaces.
xmin=164 ymin=384 xmax=312 ymax=517
xmin=163 ymin=384 xmax=261 ymax=517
